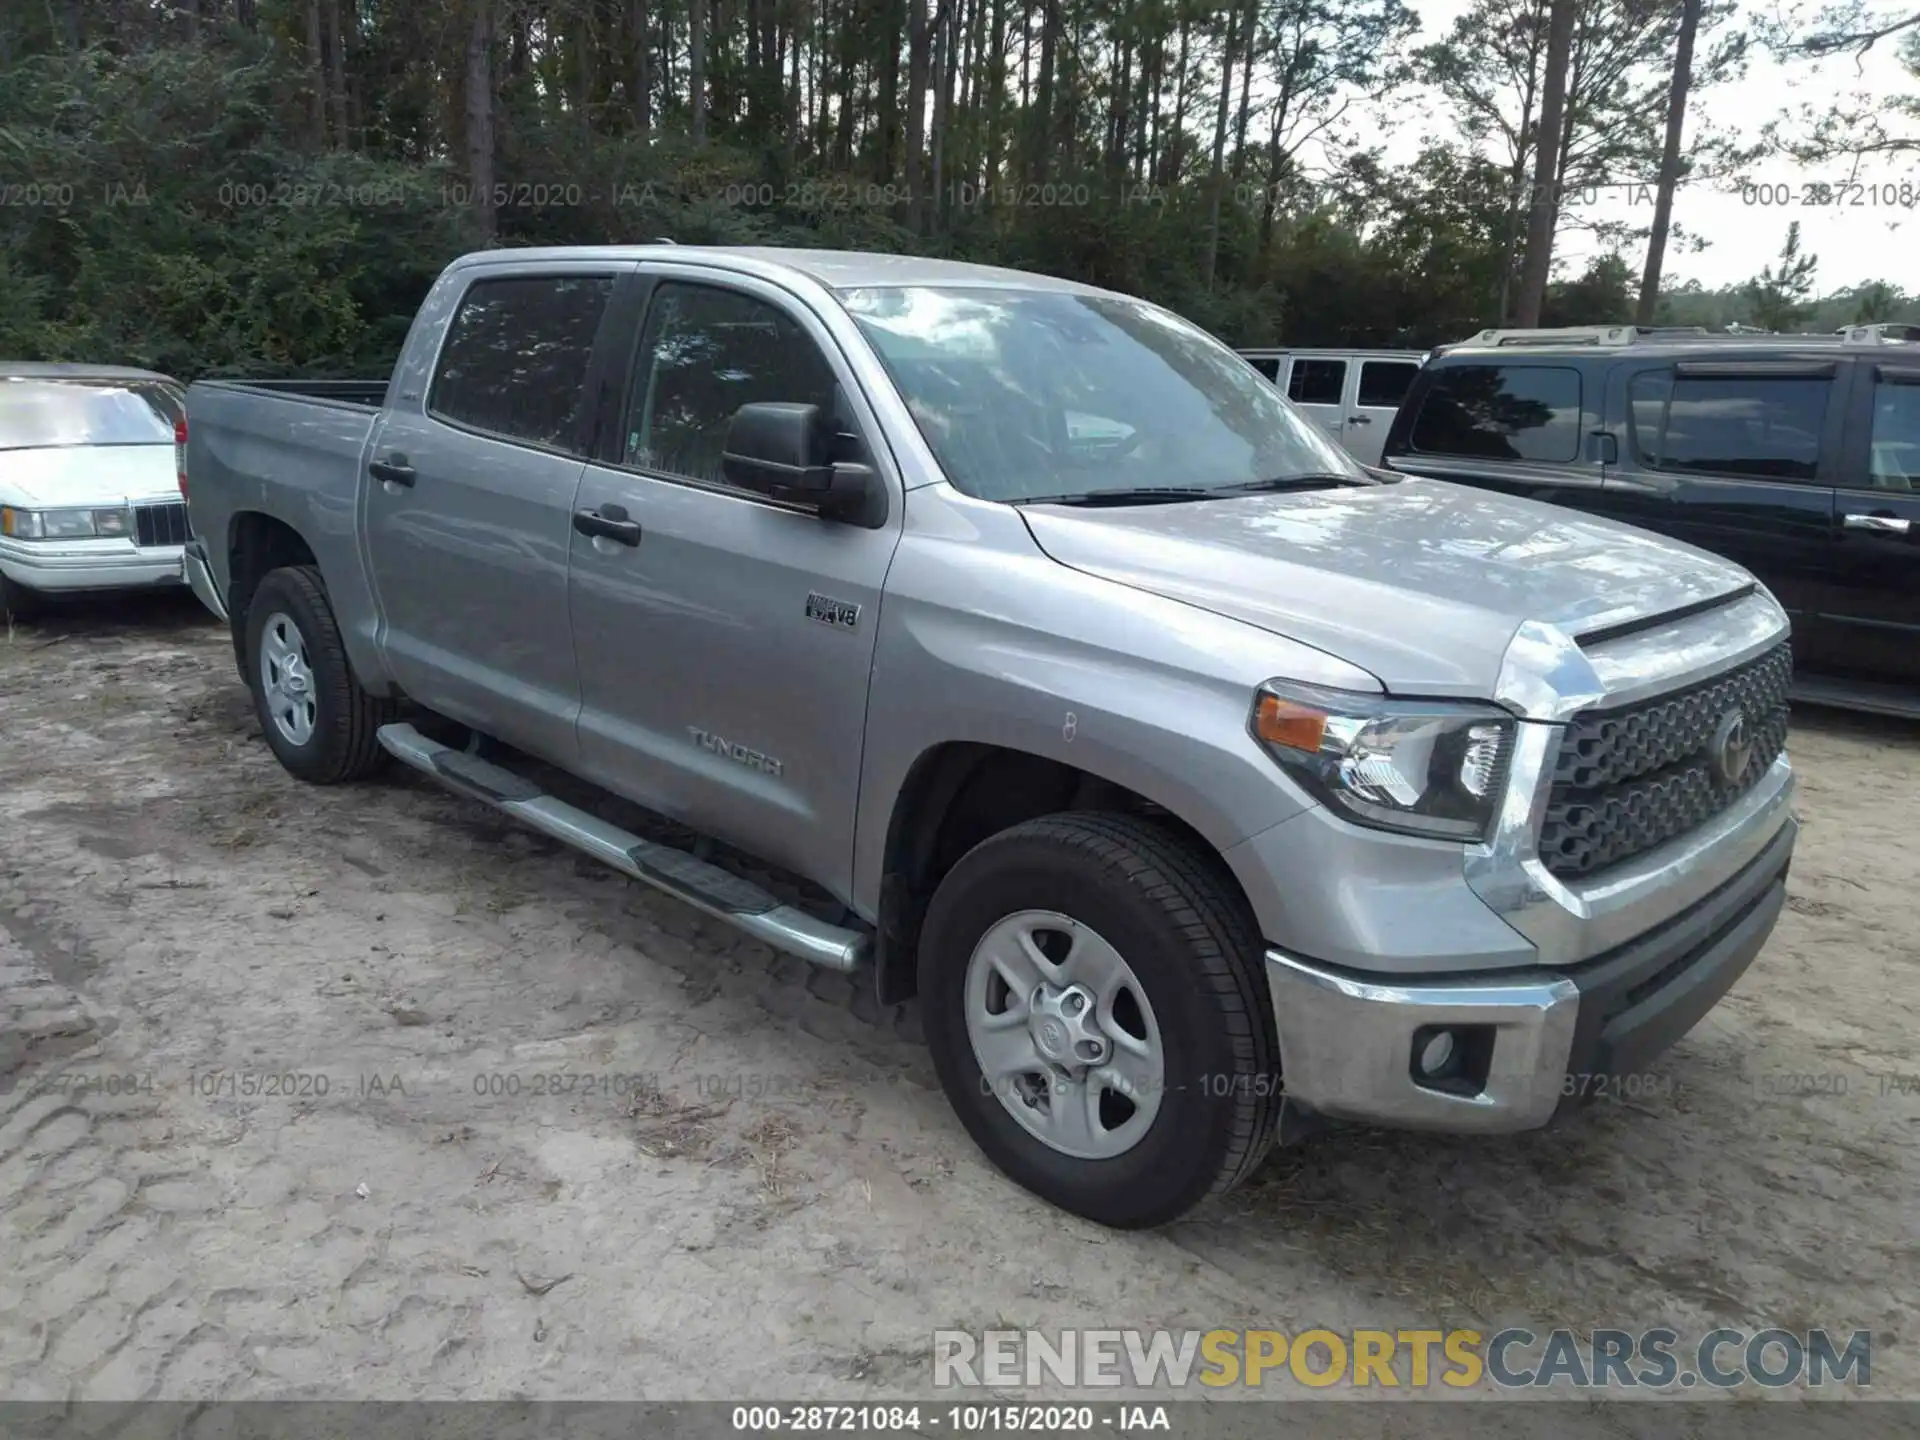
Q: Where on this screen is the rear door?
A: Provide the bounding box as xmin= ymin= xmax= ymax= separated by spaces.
xmin=1285 ymin=356 xmax=1348 ymax=449
xmin=1601 ymin=357 xmax=1844 ymax=647
xmin=1344 ymin=357 xmax=1422 ymax=464
xmin=363 ymin=265 xmax=625 ymax=761
xmin=1822 ymin=360 xmax=1920 ymax=684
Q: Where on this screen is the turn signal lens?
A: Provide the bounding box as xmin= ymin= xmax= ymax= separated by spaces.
xmin=1253 ymin=694 xmax=1328 ymax=753
xmin=175 ymin=418 xmax=189 ymax=497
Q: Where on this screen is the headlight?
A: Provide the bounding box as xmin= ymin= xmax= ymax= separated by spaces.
xmin=1250 ymin=681 xmax=1515 ymax=841
xmin=0 ymin=506 xmax=131 ymax=540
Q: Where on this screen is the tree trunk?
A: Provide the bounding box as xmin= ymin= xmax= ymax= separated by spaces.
xmin=630 ymin=0 xmax=652 ymax=131
xmin=1229 ymin=0 xmax=1256 ymax=182
xmin=182 ymin=0 xmax=200 ymax=41
xmin=690 ymin=0 xmax=708 ymax=140
xmin=1033 ymin=0 xmax=1060 ymax=185
xmin=306 ymin=0 xmax=328 ymax=147
xmin=1515 ymin=0 xmax=1576 ymax=328
xmin=1163 ymin=17 xmax=1189 ymax=185
xmin=904 ymin=0 xmax=928 ymax=230
xmin=465 ymin=0 xmax=498 ymax=242
xmin=325 ymin=0 xmax=350 ymax=147
xmin=1636 ymin=0 xmax=1702 ymax=325
xmin=1204 ymin=6 xmax=1238 ymax=286
xmin=984 ymin=0 xmax=1007 ymax=189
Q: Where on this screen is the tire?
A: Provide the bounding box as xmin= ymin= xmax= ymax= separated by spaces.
xmin=244 ymin=565 xmax=394 ymax=784
xmin=1 ymin=573 xmax=44 ymax=623
xmin=918 ymin=811 xmax=1281 ymax=1229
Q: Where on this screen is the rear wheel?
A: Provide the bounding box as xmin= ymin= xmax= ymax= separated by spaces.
xmin=919 ymin=811 xmax=1281 ymax=1228
xmin=245 ymin=565 xmax=394 ymax=784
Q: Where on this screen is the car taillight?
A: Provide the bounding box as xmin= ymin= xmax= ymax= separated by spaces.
xmin=175 ymin=418 xmax=188 ymax=497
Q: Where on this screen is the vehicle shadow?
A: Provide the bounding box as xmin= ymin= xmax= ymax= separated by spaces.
xmin=4 ymin=588 xmax=218 ymax=645
xmin=1789 ymin=701 xmax=1920 ymax=748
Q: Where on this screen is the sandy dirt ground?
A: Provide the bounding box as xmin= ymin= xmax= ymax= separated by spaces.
xmin=1 ymin=591 xmax=1916 ymax=1414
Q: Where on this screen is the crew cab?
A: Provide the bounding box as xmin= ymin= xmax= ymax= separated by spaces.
xmin=184 ymin=248 xmax=1799 ymax=1227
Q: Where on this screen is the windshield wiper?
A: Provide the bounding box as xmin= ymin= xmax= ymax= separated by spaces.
xmin=1016 ymin=487 xmax=1219 ymax=507
xmin=1211 ymin=472 xmax=1369 ymax=496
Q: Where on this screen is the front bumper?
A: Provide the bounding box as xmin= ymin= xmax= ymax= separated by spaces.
xmin=1265 ymin=814 xmax=1795 ymax=1132
xmin=0 ymin=538 xmax=185 ymax=594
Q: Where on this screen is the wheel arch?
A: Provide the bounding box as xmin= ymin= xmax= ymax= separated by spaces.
xmin=871 ymin=741 xmax=1263 ymax=1005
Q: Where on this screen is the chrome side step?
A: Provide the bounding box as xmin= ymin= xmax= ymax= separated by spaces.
xmin=376 ymin=722 xmax=869 ymax=972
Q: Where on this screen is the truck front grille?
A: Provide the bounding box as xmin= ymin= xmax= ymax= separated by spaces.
xmin=134 ymin=501 xmax=189 ymax=548
xmin=1539 ymin=642 xmax=1792 ymax=879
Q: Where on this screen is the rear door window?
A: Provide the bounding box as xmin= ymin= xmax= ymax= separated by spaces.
xmin=1628 ymin=369 xmax=1831 ymax=482
xmin=1409 ymin=364 xmax=1582 ymax=462
xmin=429 ymin=274 xmax=617 ymax=452
xmin=1866 ymin=374 xmax=1920 ymax=490
xmin=1357 ymin=361 xmax=1419 ymax=409
xmin=1245 ymin=356 xmax=1282 ymax=381
xmin=1287 ymin=359 xmax=1346 ymax=406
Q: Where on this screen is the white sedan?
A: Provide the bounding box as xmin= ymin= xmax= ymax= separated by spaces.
xmin=0 ymin=363 xmax=192 ymax=619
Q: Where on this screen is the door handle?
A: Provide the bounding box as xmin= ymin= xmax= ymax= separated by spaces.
xmin=1843 ymin=512 xmax=1912 ymax=536
xmin=369 ymin=456 xmax=416 ymax=487
xmin=573 ymin=506 xmax=643 ymax=547
xmin=1345 ymin=415 xmax=1373 ymax=425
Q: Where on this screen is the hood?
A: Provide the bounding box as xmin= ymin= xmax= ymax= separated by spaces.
xmin=1021 ymin=476 xmax=1755 ymax=697
xmin=1 ymin=444 xmax=178 ymax=507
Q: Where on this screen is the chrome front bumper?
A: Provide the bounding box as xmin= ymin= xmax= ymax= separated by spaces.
xmin=1267 ymin=812 xmax=1797 ymax=1133
xmin=0 ymin=538 xmax=184 ymax=593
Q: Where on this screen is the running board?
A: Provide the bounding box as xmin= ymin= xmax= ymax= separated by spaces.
xmin=376 ymin=723 xmax=868 ymax=973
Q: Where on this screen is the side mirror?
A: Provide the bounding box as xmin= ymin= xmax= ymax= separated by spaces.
xmin=721 ymin=401 xmax=887 ymax=527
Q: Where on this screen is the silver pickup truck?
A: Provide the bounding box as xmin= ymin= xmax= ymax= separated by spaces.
xmin=183 ymin=246 xmax=1797 ymax=1228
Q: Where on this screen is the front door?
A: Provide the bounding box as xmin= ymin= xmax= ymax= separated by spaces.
xmin=1600 ymin=358 xmax=1845 ymax=652
xmin=363 ymin=267 xmax=622 ymax=760
xmin=567 ymin=272 xmax=902 ymax=900
xmin=1822 ymin=361 xmax=1920 ymax=684
xmin=1285 ymin=356 xmax=1348 ymax=449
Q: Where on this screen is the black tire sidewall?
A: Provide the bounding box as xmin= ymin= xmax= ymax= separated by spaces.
xmin=246 ymin=569 xmax=353 ymax=783
xmin=920 ymin=825 xmax=1267 ymax=1228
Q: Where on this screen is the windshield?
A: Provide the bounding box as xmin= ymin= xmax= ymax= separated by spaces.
xmin=839 ymin=285 xmax=1358 ymax=502
xmin=0 ymin=378 xmax=183 ymax=450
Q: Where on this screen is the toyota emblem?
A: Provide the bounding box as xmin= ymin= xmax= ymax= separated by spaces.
xmin=1711 ymin=708 xmax=1754 ymax=785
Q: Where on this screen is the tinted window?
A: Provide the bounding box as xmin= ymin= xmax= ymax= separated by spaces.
xmin=1629 ymin=370 xmax=1829 ymax=482
xmin=1867 ymin=377 xmax=1920 ymax=490
xmin=1288 ymin=359 xmax=1346 ymax=406
xmin=842 ymin=286 xmax=1357 ymax=502
xmin=628 ymin=283 xmax=840 ymax=485
xmin=1246 ymin=356 xmax=1281 ymax=381
xmin=1358 ymin=361 xmax=1419 ymax=409
xmin=1410 ymin=364 xmax=1582 ymax=462
xmin=0 ymin=379 xmax=182 ymax=449
xmin=429 ymin=275 xmax=615 ymax=451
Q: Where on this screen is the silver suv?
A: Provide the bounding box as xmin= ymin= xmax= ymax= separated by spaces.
xmin=182 ymin=247 xmax=1797 ymax=1227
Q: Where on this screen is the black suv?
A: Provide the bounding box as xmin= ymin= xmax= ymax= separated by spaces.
xmin=1380 ymin=324 xmax=1920 ymax=717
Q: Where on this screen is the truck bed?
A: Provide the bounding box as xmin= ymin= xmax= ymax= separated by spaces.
xmin=195 ymin=377 xmax=390 ymax=408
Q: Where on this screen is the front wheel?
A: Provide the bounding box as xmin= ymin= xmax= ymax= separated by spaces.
xmin=919 ymin=812 xmax=1281 ymax=1228
xmin=244 ymin=565 xmax=394 ymax=784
